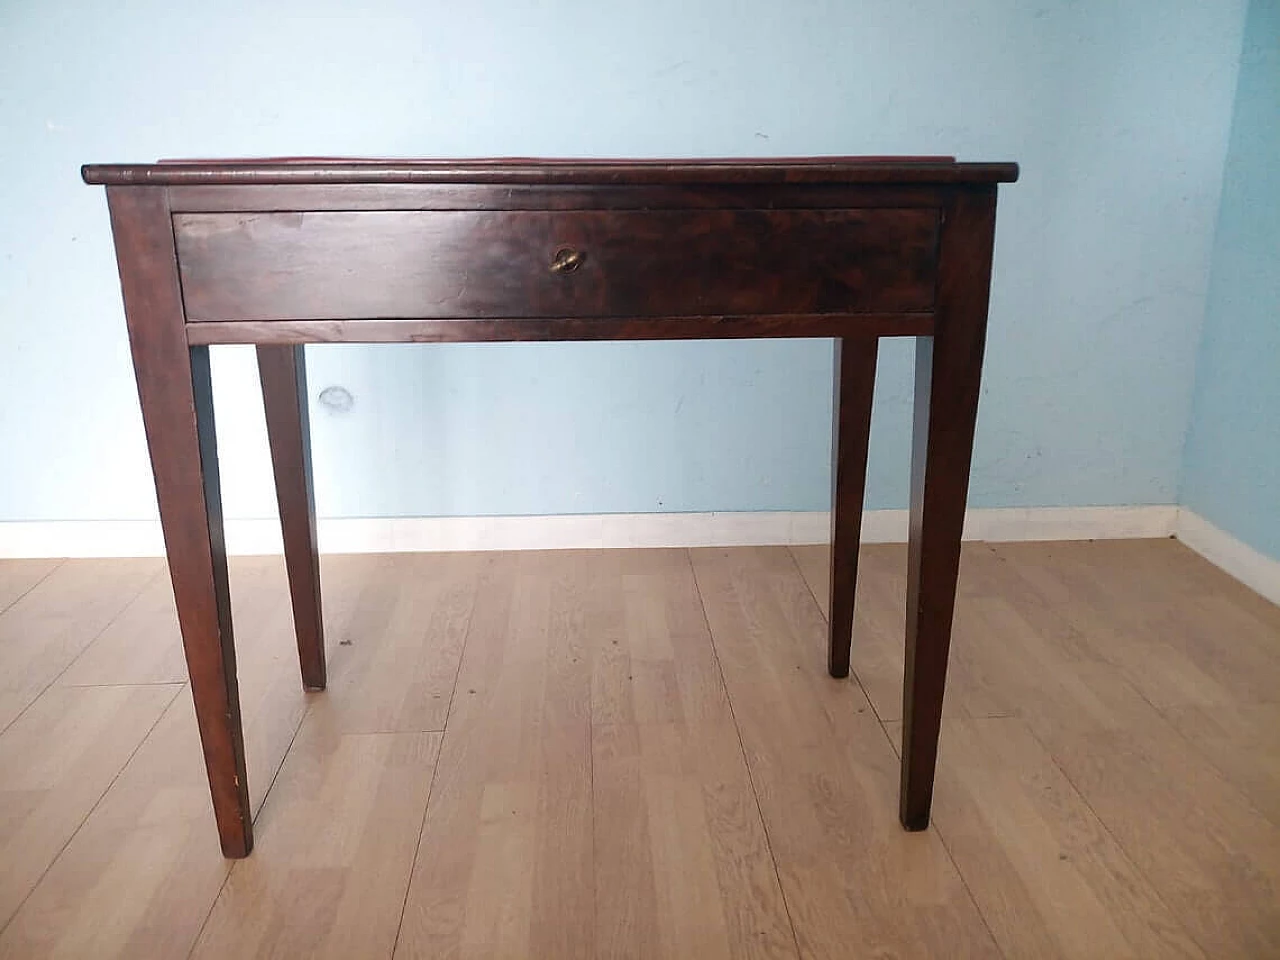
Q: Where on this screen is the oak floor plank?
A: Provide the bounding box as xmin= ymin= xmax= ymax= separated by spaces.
xmin=982 ymin=542 xmax=1280 ymax=955
xmin=1022 ymin=662 xmax=1280 ymax=959
xmin=0 ymin=559 xmax=161 ymax=730
xmin=315 ymin=553 xmax=483 ymax=734
xmin=56 ymin=575 xmax=187 ymax=686
xmin=992 ymin=540 xmax=1280 ymax=710
xmin=937 ymin=540 xmax=1280 ymax=958
xmin=0 ymin=690 xmax=235 ymax=960
xmin=0 ymin=559 xmax=63 ymax=615
xmin=1083 ymin=538 xmax=1280 ymax=633
xmin=591 ymin=551 xmax=796 ymax=960
xmin=691 ymin=546 xmax=1000 ymax=959
xmin=191 ymin=716 xmax=441 ymax=959
xmin=790 ymin=544 xmax=912 ymax=722
xmin=592 ymin=717 xmax=797 ymax=960
xmin=789 ymin=542 xmax=1006 ymax=622
xmin=0 ymin=683 xmax=180 ymax=931
xmin=884 ymin=716 xmax=1205 ymax=959
xmin=795 ymin=539 xmax=1280 ymax=956
xmin=58 ymin=556 xmax=285 ymax=687
xmin=0 ymin=559 xmax=314 ymax=959
xmin=788 ymin=544 xmax=830 ymax=619
xmin=1161 ymin=700 xmax=1280 ymax=826
xmin=394 ymin=552 xmax=595 ymax=960
xmin=790 ymin=542 xmax=1044 ymax=722
xmin=396 ymin=550 xmax=795 ymax=959
xmin=590 ymin=551 xmax=733 ymax=728
xmin=923 ymin=591 xmax=1105 ymax=725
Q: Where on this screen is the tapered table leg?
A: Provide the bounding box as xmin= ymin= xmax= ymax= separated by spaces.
xmin=257 ymin=345 xmax=326 ymax=691
xmin=828 ymin=338 xmax=878 ymax=679
xmin=107 ymin=186 xmax=253 ymax=857
xmin=900 ymin=187 xmax=999 ymax=830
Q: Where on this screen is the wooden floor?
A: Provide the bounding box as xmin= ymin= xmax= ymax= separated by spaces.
xmin=0 ymin=540 xmax=1278 ymax=959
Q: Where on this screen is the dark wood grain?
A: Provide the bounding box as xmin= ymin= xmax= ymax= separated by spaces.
xmin=257 ymin=344 xmax=325 ymax=691
xmin=84 ymin=157 xmax=1019 ymax=187
xmin=184 ymin=313 xmax=935 ymax=346
xmin=828 ymin=339 xmax=879 ymax=678
xmin=174 ymin=209 xmax=939 ymax=322
xmin=105 ymin=186 xmax=253 ymax=858
xmin=88 ymin=157 xmax=1016 ymax=857
xmin=900 ymin=186 xmax=1000 ymax=831
xmin=166 ymin=183 xmax=953 ymax=213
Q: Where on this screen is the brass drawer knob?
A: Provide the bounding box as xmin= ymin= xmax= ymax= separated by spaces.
xmin=549 ymin=247 xmax=586 ymax=274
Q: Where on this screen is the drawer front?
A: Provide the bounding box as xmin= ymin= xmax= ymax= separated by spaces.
xmin=175 ymin=209 xmax=939 ymax=322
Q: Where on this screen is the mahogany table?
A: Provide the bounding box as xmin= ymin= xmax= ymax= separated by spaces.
xmin=83 ymin=157 xmax=1018 ymax=857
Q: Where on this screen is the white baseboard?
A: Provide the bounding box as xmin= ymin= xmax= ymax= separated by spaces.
xmin=0 ymin=505 xmax=1178 ymax=559
xmin=1174 ymin=509 xmax=1280 ymax=606
xmin=8 ymin=507 xmax=1271 ymax=606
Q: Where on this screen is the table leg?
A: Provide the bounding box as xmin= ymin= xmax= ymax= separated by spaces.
xmin=258 ymin=345 xmax=326 ymax=691
xmin=108 ymin=186 xmax=253 ymax=858
xmin=828 ymin=338 xmax=878 ymax=678
xmin=900 ymin=188 xmax=999 ymax=830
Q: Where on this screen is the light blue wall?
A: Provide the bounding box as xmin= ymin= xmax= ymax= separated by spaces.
xmin=0 ymin=1 xmax=1246 ymax=522
xmin=1182 ymin=0 xmax=1280 ymax=561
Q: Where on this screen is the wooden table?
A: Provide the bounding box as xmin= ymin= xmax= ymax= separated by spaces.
xmin=83 ymin=157 xmax=1018 ymax=858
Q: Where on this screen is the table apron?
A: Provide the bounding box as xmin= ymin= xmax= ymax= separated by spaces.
xmin=183 ymin=314 xmax=935 ymax=345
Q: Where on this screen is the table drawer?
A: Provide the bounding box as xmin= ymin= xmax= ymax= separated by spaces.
xmin=174 ymin=208 xmax=939 ymax=322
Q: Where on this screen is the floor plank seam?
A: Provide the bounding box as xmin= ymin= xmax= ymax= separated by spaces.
xmin=1143 ymin=686 xmax=1280 ymax=831
xmin=253 ymin=694 xmax=317 ymax=829
xmin=388 ymin=736 xmax=447 ymax=960
xmin=786 ymin=544 xmax=828 ymax=621
xmin=586 ymin=622 xmax=599 ymax=960
xmin=685 ymin=549 xmax=805 ymax=960
xmin=922 ymin=772 xmax=1011 ymax=960
xmin=0 ymin=559 xmax=65 ymax=618
xmin=1163 ymin=722 xmax=1280 ymax=831
xmin=1025 ymin=717 xmax=1213 ymax=959
xmin=1005 ymin=546 xmax=1280 ymax=833
xmin=986 ymin=542 xmax=1278 ymax=955
xmin=585 ymin=561 xmax=600 ymax=960
xmin=58 ymin=680 xmax=195 ymax=688
xmin=185 ymin=835 xmax=235 ymax=960
xmin=186 ymin=685 xmax=318 ymax=960
xmin=866 ymin=712 xmax=1007 ymax=947
xmin=782 ymin=545 xmax=889 ymax=728
xmin=788 ymin=544 xmax=1014 ymax=955
xmin=0 ymin=564 xmax=165 ymax=739
xmin=1097 ymin=613 xmax=1280 ymax=831
xmin=388 ymin=559 xmax=485 ymax=959
xmin=0 ymin=680 xmax=186 ymax=942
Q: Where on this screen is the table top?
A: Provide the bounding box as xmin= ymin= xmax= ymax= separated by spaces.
xmin=82 ymin=156 xmax=1019 ymax=187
